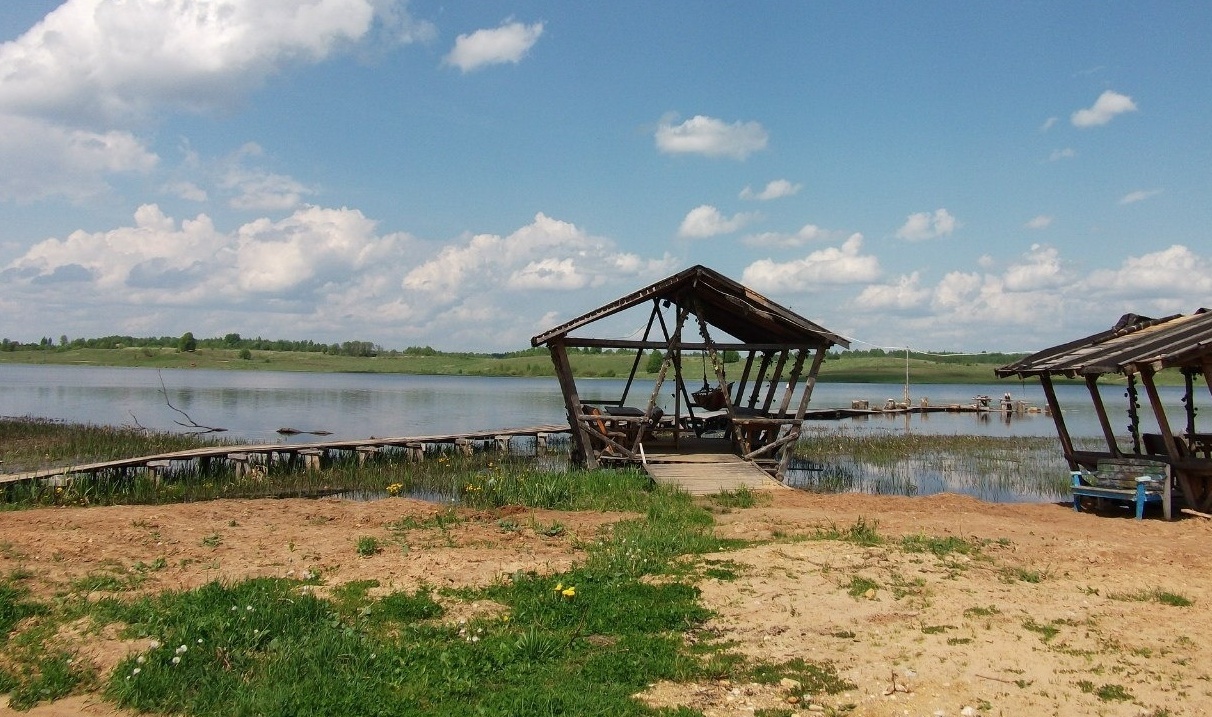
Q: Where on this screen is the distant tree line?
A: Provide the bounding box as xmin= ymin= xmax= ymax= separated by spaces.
xmin=0 ymin=333 xmax=383 ymax=357
xmin=828 ymin=348 xmax=1028 ymax=365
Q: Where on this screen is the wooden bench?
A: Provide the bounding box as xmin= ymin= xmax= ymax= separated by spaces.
xmin=1071 ymin=457 xmax=1172 ymax=520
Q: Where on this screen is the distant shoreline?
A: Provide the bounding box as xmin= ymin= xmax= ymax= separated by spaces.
xmin=0 ymin=346 xmax=1166 ymax=385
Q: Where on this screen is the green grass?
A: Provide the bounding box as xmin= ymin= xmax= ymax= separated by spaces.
xmin=1107 ymin=588 xmax=1194 ymax=607
xmin=0 ymin=464 xmax=782 ymax=715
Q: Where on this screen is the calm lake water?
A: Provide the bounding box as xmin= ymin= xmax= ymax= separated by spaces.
xmin=0 ymin=363 xmax=1195 ymax=443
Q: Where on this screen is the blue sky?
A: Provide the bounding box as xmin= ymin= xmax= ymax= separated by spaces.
xmin=1 ymin=1 xmax=1209 ymax=353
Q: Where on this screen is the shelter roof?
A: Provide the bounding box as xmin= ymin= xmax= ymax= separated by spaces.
xmin=531 ymin=265 xmax=848 ymax=349
xmin=995 ymin=309 xmax=1212 ymax=378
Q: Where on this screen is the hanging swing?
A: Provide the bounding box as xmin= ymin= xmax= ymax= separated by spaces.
xmin=690 ymin=353 xmax=730 ymax=411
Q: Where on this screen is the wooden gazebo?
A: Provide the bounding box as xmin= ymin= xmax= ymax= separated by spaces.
xmin=995 ymin=309 xmax=1212 ymax=511
xmin=531 ymin=265 xmax=848 ymax=483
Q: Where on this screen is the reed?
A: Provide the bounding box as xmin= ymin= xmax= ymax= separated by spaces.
xmin=0 ymin=417 xmax=233 ymax=474
xmin=791 ymin=427 xmax=1096 ymax=501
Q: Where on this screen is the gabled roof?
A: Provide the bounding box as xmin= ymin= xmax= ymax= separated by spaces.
xmin=995 ymin=309 xmax=1212 ymax=378
xmin=531 ymin=265 xmax=848 ymax=349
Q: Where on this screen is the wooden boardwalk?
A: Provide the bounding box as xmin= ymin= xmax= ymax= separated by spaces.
xmin=0 ymin=424 xmax=569 ymax=486
xmin=642 ymin=452 xmax=786 ymax=496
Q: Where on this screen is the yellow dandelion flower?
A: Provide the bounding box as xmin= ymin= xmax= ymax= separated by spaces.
xmin=562 ymin=586 xmax=576 ymax=598
xmin=553 ymin=582 xmax=563 ymax=592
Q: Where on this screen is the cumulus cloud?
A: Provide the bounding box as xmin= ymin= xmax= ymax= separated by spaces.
xmin=2 ymin=206 xmax=680 ymax=350
xmin=1049 ymin=148 xmax=1076 ymax=161
xmin=742 ymin=223 xmax=831 ymax=248
xmin=0 ymin=114 xmax=158 ymax=201
xmin=655 ymin=115 xmax=768 ymax=160
xmin=1025 ymin=215 xmax=1053 ymax=230
xmin=0 ymin=0 xmax=422 ymax=201
xmin=854 ymin=272 xmax=930 ymax=311
xmin=895 ymin=208 xmax=958 ymax=241
xmin=740 ymin=179 xmax=801 ymax=201
xmin=1002 ymin=244 xmax=1067 ymax=291
xmin=1119 ymin=188 xmax=1163 ymax=205
xmin=1071 ymin=90 xmax=1138 ymax=128
xmin=443 ymin=20 xmax=544 ymax=72
xmin=676 ymin=205 xmax=756 ymax=239
xmin=403 ymin=212 xmax=676 ymax=301
xmin=1084 ymin=245 xmax=1212 ymax=301
xmin=741 ymin=233 xmax=881 ymax=292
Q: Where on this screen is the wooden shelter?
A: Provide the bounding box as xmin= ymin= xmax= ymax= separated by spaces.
xmin=995 ymin=309 xmax=1212 ymax=511
xmin=531 ymin=265 xmax=848 ymax=482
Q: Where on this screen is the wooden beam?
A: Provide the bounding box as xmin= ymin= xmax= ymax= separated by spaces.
xmin=1039 ymin=374 xmax=1077 ymax=469
xmin=1085 ymin=375 xmax=1121 ymax=457
xmin=747 ymin=351 xmax=773 ymax=409
xmin=1139 ymin=369 xmax=1199 ymax=509
xmin=549 ymin=340 xmax=598 ymax=469
xmin=558 ymin=338 xmax=819 ymax=351
xmin=761 ymin=350 xmax=790 ymax=414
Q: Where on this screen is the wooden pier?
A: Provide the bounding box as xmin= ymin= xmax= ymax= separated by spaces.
xmin=643 ymin=453 xmax=785 ymax=495
xmin=0 ymin=424 xmax=569 ymax=487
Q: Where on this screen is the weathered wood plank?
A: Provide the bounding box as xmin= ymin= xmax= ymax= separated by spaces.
xmin=645 ymin=455 xmax=785 ymax=496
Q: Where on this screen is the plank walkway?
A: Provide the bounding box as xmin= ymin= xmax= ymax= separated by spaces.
xmin=0 ymin=424 xmax=569 ymax=486
xmin=642 ymin=452 xmax=786 ymax=496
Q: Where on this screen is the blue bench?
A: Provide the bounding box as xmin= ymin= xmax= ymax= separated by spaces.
xmin=1071 ymin=457 xmax=1172 ymax=520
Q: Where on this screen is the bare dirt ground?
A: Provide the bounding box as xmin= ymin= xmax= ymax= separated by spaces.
xmin=2 ymin=491 xmax=1209 ymax=717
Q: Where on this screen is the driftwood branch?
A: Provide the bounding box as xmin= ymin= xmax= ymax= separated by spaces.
xmin=158 ymin=371 xmax=227 ymax=434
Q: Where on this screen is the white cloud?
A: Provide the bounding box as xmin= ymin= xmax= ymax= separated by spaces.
xmin=742 ymin=223 xmax=830 ymax=248
xmin=1084 ymin=245 xmax=1212 ymax=301
xmin=164 ymin=181 xmax=209 ymax=202
xmin=1049 ymin=148 xmax=1076 ymax=161
xmin=741 ymin=233 xmax=881 ymax=292
xmin=895 ymin=208 xmax=958 ymax=241
xmin=854 ymin=272 xmax=930 ymax=311
xmin=740 ymin=179 xmax=801 ymax=201
xmin=2 ymin=206 xmax=686 ymax=350
xmin=1002 ymin=244 xmax=1067 ymax=291
xmin=677 ymin=205 xmax=756 ymax=239
xmin=0 ymin=113 xmax=158 ymax=201
xmin=1071 ymin=90 xmax=1138 ymax=128
xmin=0 ymin=0 xmax=398 ymax=125
xmin=403 ymin=212 xmax=676 ymax=300
xmin=1040 ymin=117 xmax=1058 ymax=132
xmin=0 ymin=0 xmax=419 ymax=201
xmin=1119 ymin=188 xmax=1163 ymax=205
xmin=654 ymin=115 xmax=768 ymax=160
xmin=443 ymin=20 xmax=544 ymax=72
xmin=1025 ymin=215 xmax=1053 ymax=230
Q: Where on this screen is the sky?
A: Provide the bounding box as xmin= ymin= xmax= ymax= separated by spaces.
xmin=1 ymin=1 xmax=1210 ymax=354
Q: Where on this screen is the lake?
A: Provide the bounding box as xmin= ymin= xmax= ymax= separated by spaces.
xmin=0 ymin=363 xmax=1194 ymax=443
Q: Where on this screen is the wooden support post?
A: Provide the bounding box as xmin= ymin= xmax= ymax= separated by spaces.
xmin=145 ymin=460 xmax=171 ymax=486
xmin=747 ymin=352 xmax=773 ymax=409
xmin=1039 ymin=374 xmax=1077 ymax=469
xmin=1140 ymin=369 xmax=1199 ymax=509
xmin=761 ymin=350 xmax=790 ymax=414
xmin=495 ymin=435 xmax=511 ymax=452
xmin=455 ymin=438 xmax=473 ymax=456
xmin=356 ymin=446 xmax=380 ymax=465
xmin=227 ymin=452 xmax=250 ymax=477
xmin=406 ymin=442 xmax=425 ymax=462
xmin=777 ymin=346 xmax=828 ymax=480
xmin=535 ymin=433 xmax=548 ymax=454
xmin=735 ymin=350 xmax=757 ymax=406
xmin=549 ymin=340 xmax=597 ymax=469
xmin=1085 ymin=375 xmax=1121 ymax=457
xmin=299 ymin=448 xmax=325 ymax=471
